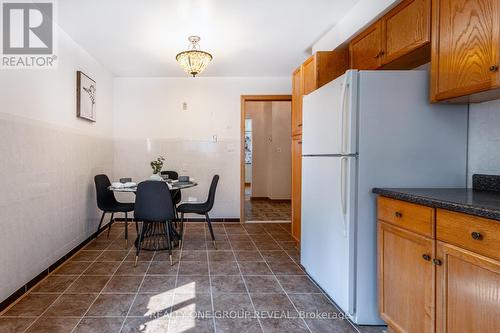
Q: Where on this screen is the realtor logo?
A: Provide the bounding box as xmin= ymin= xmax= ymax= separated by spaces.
xmin=1 ymin=1 xmax=57 ymax=68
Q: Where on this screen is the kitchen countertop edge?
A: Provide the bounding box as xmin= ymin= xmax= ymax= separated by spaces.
xmin=372 ymin=188 xmax=500 ymax=221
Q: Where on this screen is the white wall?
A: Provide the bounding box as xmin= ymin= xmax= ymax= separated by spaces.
xmin=312 ymin=0 xmax=400 ymax=52
xmin=113 ymin=77 xmax=291 ymax=218
xmin=0 ymin=28 xmax=114 ymax=302
xmin=468 ymin=100 xmax=500 ymax=185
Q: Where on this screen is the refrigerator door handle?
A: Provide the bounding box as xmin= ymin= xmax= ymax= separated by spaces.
xmin=340 ymin=75 xmax=350 ymax=154
xmin=340 ymin=156 xmax=348 ymax=236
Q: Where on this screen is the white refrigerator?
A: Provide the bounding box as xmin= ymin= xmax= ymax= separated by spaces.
xmin=300 ymin=70 xmax=468 ymax=325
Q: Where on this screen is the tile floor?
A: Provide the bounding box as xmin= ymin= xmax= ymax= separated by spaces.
xmin=244 ymin=186 xmax=291 ymax=221
xmin=0 ymin=222 xmax=385 ymax=333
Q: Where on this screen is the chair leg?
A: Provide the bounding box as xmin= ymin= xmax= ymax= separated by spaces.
xmin=165 ymin=221 xmax=173 ymax=266
xmin=124 ymin=212 xmax=129 ymax=248
xmin=205 ymin=213 xmax=217 ymax=249
xmin=135 ymin=222 xmax=146 ymax=267
xmin=107 ymin=213 xmax=114 ymax=238
xmin=95 ymin=212 xmax=106 ymax=239
xmin=135 ymin=220 xmax=139 ymax=234
xmin=179 ymin=213 xmax=185 ymax=247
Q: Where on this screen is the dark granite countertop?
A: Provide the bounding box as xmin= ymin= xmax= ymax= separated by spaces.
xmin=372 ymin=187 xmax=500 ymax=221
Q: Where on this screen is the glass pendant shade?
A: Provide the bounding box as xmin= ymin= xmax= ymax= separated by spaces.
xmin=176 ymin=36 xmax=213 ymax=77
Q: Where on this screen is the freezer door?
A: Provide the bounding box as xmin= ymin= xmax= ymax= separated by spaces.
xmin=300 ymin=156 xmax=356 ymax=315
xmin=302 ymin=70 xmax=357 ymax=155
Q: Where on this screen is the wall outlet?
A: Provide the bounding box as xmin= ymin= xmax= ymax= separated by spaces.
xmin=182 ymin=102 xmax=188 ymax=111
xmin=211 ymin=135 xmax=217 ymax=143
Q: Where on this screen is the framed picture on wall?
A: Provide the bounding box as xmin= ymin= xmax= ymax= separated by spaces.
xmin=76 ymin=71 xmax=96 ymax=122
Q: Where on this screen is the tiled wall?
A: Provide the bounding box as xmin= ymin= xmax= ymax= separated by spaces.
xmin=468 ymin=100 xmax=500 ymax=186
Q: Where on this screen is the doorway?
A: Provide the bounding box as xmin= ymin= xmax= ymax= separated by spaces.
xmin=240 ymin=95 xmax=292 ymax=223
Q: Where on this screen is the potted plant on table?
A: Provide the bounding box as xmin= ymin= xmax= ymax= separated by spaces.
xmin=150 ymin=156 xmax=165 ymax=180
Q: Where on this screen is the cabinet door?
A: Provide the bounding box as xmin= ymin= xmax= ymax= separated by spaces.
xmin=382 ymin=0 xmax=431 ymax=65
xmin=291 ymin=137 xmax=302 ymax=241
xmin=291 ymin=68 xmax=302 ymax=136
xmin=302 ymin=56 xmax=317 ymax=96
xmin=378 ymin=222 xmax=435 ymax=333
xmin=436 ymin=242 xmax=500 ymax=333
xmin=350 ymin=22 xmax=383 ymax=70
xmin=431 ymin=0 xmax=500 ymax=101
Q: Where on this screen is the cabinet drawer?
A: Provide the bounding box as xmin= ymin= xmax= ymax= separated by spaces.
xmin=377 ymin=197 xmax=434 ymax=237
xmin=437 ymin=210 xmax=500 ymax=261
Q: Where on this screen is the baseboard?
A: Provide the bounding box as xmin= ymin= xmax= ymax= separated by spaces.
xmin=0 ymin=223 xmax=110 ymax=313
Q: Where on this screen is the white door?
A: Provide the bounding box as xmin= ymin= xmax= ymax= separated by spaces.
xmin=302 ymin=70 xmax=357 ymax=156
xmin=300 ymin=155 xmax=356 ymax=315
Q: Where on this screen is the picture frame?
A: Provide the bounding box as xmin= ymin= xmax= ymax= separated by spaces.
xmin=76 ymin=71 xmax=96 ymax=122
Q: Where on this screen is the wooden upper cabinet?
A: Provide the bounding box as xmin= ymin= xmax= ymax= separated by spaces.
xmin=291 ymin=67 xmax=303 ymax=136
xmin=381 ymin=0 xmax=431 ymax=68
xmin=436 ymin=242 xmax=500 ymax=333
xmin=350 ymin=22 xmax=383 ymax=70
xmin=378 ymin=222 xmax=435 ymax=333
xmin=302 ymin=48 xmax=350 ymax=95
xmin=431 ymin=0 xmax=500 ymax=103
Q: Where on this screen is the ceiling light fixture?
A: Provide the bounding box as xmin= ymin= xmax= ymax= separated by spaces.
xmin=176 ymin=36 xmax=213 ymax=77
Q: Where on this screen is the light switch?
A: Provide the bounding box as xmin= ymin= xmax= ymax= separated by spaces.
xmin=182 ymin=102 xmax=188 ymax=111
xmin=211 ymin=135 xmax=218 ymax=143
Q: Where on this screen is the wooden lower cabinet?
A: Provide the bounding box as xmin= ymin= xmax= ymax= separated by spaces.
xmin=291 ymin=136 xmax=302 ymax=241
xmin=435 ymin=242 xmax=500 ymax=333
xmin=377 ymin=197 xmax=500 ymax=333
xmin=378 ymin=222 xmax=435 ymax=333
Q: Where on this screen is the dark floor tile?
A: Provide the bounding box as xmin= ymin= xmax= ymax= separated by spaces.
xmin=209 ymin=261 xmax=240 ymax=275
xmin=267 ymin=261 xmax=304 ymax=275
xmin=115 ymin=261 xmax=150 ymax=275
xmin=0 ymin=317 xmax=35 ymax=332
xmin=357 ymin=325 xmax=388 ymax=333
xmin=139 ymin=275 xmax=176 ymax=293
xmin=128 ymin=292 xmax=174 ymax=317
xmin=4 ymin=293 xmax=59 ymax=316
xmin=211 ymin=275 xmax=246 ymax=293
xmin=97 ymin=250 xmax=129 ymax=262
xmin=125 ymin=251 xmax=155 ymax=262
xmin=44 ymin=293 xmax=97 ymax=317
xmin=175 ymin=275 xmax=211 ymax=294
xmin=244 ymin=276 xmax=284 ymax=293
xmin=85 ymin=293 xmax=135 ymax=317
xmin=259 ymin=250 xmax=291 ymax=262
xmin=31 ymin=275 xmax=76 ymax=293
xmin=260 ymin=318 xmax=308 ymax=333
xmin=103 ymin=275 xmax=143 ymax=293
xmin=146 ymin=261 xmax=179 ymax=275
xmin=182 ymin=241 xmax=208 ymax=250
xmin=212 ymin=293 xmax=254 ymax=314
xmin=231 ymin=242 xmax=257 ymax=251
xmin=53 ymin=261 xmax=91 ymax=275
xmin=70 ymin=251 xmax=102 ymax=262
xmin=234 ymin=251 xmax=263 ymax=262
xmin=250 ymin=294 xmax=298 ymax=317
xmin=305 ymin=319 xmax=357 ymax=333
xmin=121 ymin=316 xmax=170 ymax=333
xmin=178 ymin=261 xmax=209 ymax=275
xmin=238 ymin=262 xmax=273 ymax=275
xmin=74 ymin=317 xmax=125 ymax=333
xmin=168 ymin=317 xmax=215 ymax=333
xmin=25 ymin=317 xmax=80 ymax=333
xmin=83 ymin=262 xmax=121 ymax=275
xmin=288 ymin=294 xmax=339 ymax=317
xmin=84 ymin=240 xmax=112 ymax=251
xmin=66 ymin=275 xmax=110 ymax=293
xmin=253 ymin=241 xmax=282 ymax=251
xmin=179 ymin=250 xmax=208 ymax=261
xmin=215 ymin=318 xmax=263 ymax=332
xmin=207 ymin=251 xmax=235 ymax=262
xmin=276 ymin=275 xmax=321 ymax=294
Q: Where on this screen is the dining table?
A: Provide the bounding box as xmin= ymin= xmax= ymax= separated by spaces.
xmin=108 ymin=179 xmax=198 ymax=251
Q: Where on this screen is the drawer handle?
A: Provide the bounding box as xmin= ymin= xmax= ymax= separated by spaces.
xmin=422 ymin=254 xmax=431 ymax=261
xmin=489 ymin=65 xmax=499 ymax=72
xmin=394 ymin=211 xmax=403 ymax=218
xmin=471 ymin=232 xmax=483 ymax=240
xmin=433 ymin=258 xmax=442 ymax=266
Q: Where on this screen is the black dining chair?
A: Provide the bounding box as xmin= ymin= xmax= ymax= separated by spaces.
xmin=161 ymin=170 xmax=182 ymax=213
xmin=94 ymin=174 xmax=136 ymax=247
xmin=134 ymin=180 xmax=176 ymax=266
xmin=178 ymin=175 xmax=219 ymax=249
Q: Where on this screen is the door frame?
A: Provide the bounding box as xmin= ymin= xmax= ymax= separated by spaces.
xmin=240 ymin=95 xmax=292 ymax=224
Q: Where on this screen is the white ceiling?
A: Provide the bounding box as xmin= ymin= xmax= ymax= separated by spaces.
xmin=57 ymin=0 xmax=359 ymax=77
